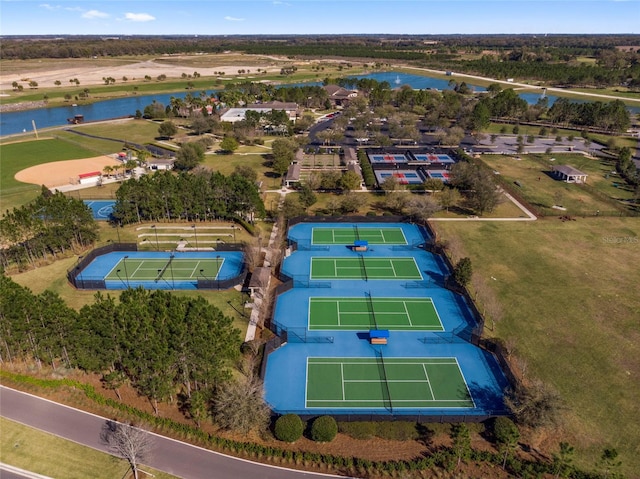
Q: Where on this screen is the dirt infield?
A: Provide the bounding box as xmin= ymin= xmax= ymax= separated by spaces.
xmin=15 ymin=156 xmax=121 ymax=188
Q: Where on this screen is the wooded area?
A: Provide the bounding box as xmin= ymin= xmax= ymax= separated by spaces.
xmin=112 ymin=169 xmax=265 ymax=225
xmin=0 ymin=190 xmax=98 ymax=270
xmin=0 ymin=277 xmax=241 ymax=415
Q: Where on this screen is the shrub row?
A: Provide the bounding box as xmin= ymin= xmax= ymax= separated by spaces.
xmin=0 ymin=371 xmax=616 ymax=479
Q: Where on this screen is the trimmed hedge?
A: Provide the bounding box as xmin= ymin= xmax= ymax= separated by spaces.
xmin=310 ymin=416 xmax=338 ymax=442
xmin=274 ymin=414 xmax=304 ymax=443
xmin=0 ymin=371 xmax=607 ymax=479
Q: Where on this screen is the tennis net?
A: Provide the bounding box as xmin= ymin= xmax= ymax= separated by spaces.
xmin=155 ymin=254 xmax=174 ymax=283
xmin=367 ymin=291 xmax=379 ymax=330
xmin=359 ymin=254 xmax=368 ymax=281
xmin=354 ymin=224 xmax=361 ymax=241
xmin=377 ymin=350 xmax=393 ymax=413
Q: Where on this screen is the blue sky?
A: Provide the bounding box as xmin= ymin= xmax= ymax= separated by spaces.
xmin=1 ymin=1 xmax=638 ymax=35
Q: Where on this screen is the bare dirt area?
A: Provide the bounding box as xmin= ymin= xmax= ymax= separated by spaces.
xmin=0 ymin=54 xmax=291 ymax=91
xmin=15 ymin=156 xmax=121 ymax=188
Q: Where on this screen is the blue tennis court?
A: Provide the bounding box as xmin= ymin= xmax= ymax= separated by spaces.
xmin=263 ymin=221 xmax=510 ymax=418
xmin=426 ymin=170 xmax=451 ymax=182
xmin=375 ymin=170 xmax=425 ymax=185
xmin=84 ymin=200 xmax=116 ymax=220
xmin=75 ymin=251 xmax=244 ymax=290
xmin=413 ymin=154 xmax=455 ymax=164
xmin=367 ymin=153 xmax=408 ymax=164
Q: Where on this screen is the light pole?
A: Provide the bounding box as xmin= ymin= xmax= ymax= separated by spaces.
xmin=152 ymin=225 xmax=159 ymax=251
xmin=192 ymin=224 xmax=198 ymax=250
xmin=122 ymin=255 xmax=130 ymax=288
xmin=232 ymin=224 xmax=236 ymax=242
xmin=169 ymin=253 xmax=175 ymax=289
xmin=216 ymin=255 xmax=221 ymax=290
xmin=116 ymin=269 xmax=127 ymax=288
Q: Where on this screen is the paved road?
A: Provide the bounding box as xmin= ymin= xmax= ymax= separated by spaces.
xmin=0 ymin=386 xmax=349 ymax=479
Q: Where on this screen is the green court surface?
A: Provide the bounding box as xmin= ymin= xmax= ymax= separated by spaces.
xmin=309 ymin=297 xmax=443 ymax=331
xmin=312 ymin=227 xmax=407 ymax=245
xmin=105 ymin=257 xmax=223 ymax=282
xmin=310 ymin=257 xmax=422 ymax=280
xmin=306 ymin=357 xmax=474 ymax=409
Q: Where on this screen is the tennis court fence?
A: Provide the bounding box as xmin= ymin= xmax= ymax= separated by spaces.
xmin=288 ymin=214 xmax=407 ymax=228
xmin=391 ymin=240 xmax=426 ymax=250
xmin=268 ymin=321 xmax=334 ymax=344
xmin=277 ymin=273 xmax=331 ymax=289
xmin=67 ymin=242 xmax=138 ymax=289
xmin=402 ymin=280 xmax=434 ymax=289
xmin=196 ymin=262 xmax=248 ymax=290
xmin=292 ymin=242 xmax=331 ymax=252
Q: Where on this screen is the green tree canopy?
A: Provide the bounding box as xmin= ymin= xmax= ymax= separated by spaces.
xmin=220 ymin=136 xmax=239 ymax=153
xmin=175 ymin=142 xmax=205 ymax=171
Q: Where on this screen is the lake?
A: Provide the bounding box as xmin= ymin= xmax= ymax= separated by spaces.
xmin=1 ymin=72 xmax=635 ymax=137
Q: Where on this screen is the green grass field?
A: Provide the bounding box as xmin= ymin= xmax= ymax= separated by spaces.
xmin=308 ymin=297 xmax=443 ymax=331
xmin=306 ymin=357 xmax=473 ymax=409
xmin=312 ymin=227 xmax=407 ymax=245
xmin=434 ymin=218 xmax=640 ymax=475
xmin=482 ymin=153 xmax=634 ymax=214
xmin=1 ymin=417 xmax=178 ymax=479
xmin=0 ymin=138 xmax=99 ymax=209
xmin=310 ymin=257 xmax=422 ymax=280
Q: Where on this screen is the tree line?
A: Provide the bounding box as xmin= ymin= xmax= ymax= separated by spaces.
xmin=112 ymin=169 xmax=265 ymax=226
xmin=0 ymin=189 xmax=98 ymax=271
xmin=547 ymin=98 xmax=631 ymax=132
xmin=0 ymin=276 xmax=241 ymax=416
xmin=421 ymin=54 xmax=640 ymax=88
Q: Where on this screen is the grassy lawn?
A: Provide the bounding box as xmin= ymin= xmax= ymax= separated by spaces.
xmin=481 ymin=153 xmax=633 ymax=215
xmin=8 ymin=221 xmax=253 ymax=332
xmin=433 ymin=217 xmax=640 ymax=475
xmin=1 ymin=417 xmax=178 ymax=479
xmin=10 ymin=254 xmax=250 ymax=333
xmin=0 ymin=137 xmax=100 ymax=210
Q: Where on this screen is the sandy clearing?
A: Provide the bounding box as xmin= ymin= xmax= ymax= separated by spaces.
xmin=15 ymin=156 xmax=122 ymax=188
xmin=0 ymin=58 xmax=285 ymax=91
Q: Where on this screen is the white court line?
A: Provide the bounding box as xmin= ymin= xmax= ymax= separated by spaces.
xmin=402 ymin=300 xmax=413 ymax=327
xmin=422 ymin=363 xmax=436 ymax=401
xmin=190 ymin=260 xmax=202 ymax=279
xmin=131 ymin=260 xmax=145 ymax=278
xmin=389 ymin=259 xmax=398 ymax=278
xmin=341 ymin=364 xmax=345 ymax=401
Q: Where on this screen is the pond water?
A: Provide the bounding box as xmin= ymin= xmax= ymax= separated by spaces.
xmin=1 ymin=72 xmax=636 ymax=137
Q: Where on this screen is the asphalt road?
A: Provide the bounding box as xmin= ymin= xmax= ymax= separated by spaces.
xmin=0 ymin=386 xmax=350 ymax=479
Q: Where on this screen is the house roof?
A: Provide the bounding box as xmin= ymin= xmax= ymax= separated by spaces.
xmin=323 ymin=84 xmax=357 ymax=99
xmin=554 ymin=165 xmax=587 ymax=177
xmin=344 ymin=147 xmax=357 ymax=162
xmin=347 ymin=161 xmax=363 ymax=180
xmin=286 ymin=163 xmax=301 ymax=181
xmin=246 ymin=101 xmax=298 ymax=111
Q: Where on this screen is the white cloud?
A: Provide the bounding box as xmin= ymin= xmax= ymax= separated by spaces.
xmin=39 ymin=3 xmax=58 ymax=10
xmin=124 ymin=12 xmax=156 ymax=22
xmin=273 ymin=1 xmax=292 ymax=5
xmin=224 ymin=16 xmax=245 ymax=21
xmin=82 ymin=10 xmax=110 ymax=19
